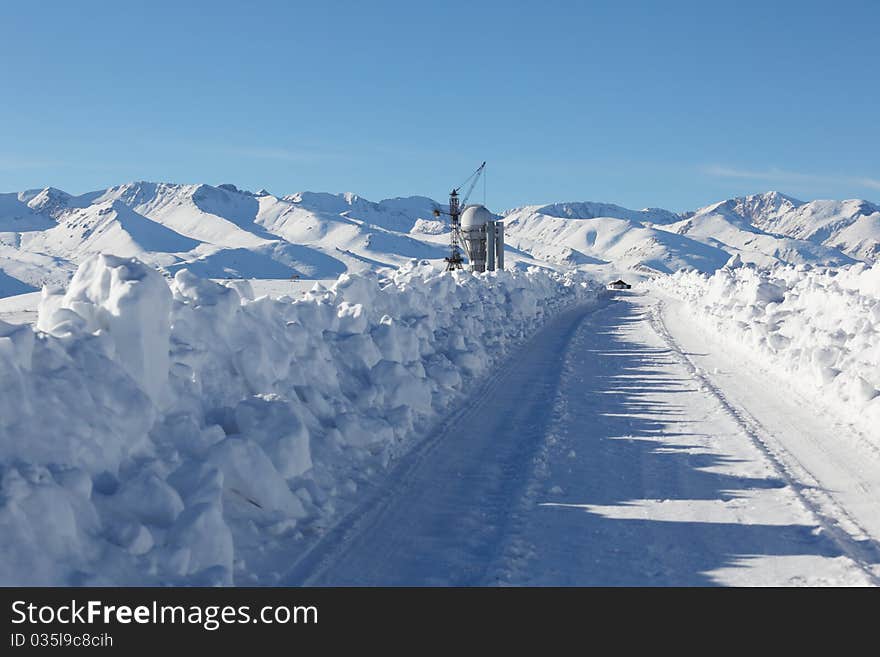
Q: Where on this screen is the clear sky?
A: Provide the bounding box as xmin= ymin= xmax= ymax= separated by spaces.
xmin=1 ymin=0 xmax=878 ymax=211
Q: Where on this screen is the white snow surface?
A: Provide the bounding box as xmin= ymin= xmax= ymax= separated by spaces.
xmin=650 ymin=261 xmax=880 ymax=441
xmin=0 ymin=254 xmax=600 ymax=585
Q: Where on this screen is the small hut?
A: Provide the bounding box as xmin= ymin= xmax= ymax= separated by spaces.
xmin=607 ymin=279 xmax=631 ymax=290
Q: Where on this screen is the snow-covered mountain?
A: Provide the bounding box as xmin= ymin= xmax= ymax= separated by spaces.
xmin=0 ymin=182 xmax=450 ymax=296
xmin=740 ymin=193 xmax=880 ymax=262
xmin=654 ymin=194 xmax=857 ymax=269
xmin=502 ymin=204 xmax=731 ymax=275
xmin=1 ymin=182 xmax=878 ymax=298
xmin=499 ymin=192 xmax=876 ymax=275
xmin=661 ymin=191 xmax=880 ymax=264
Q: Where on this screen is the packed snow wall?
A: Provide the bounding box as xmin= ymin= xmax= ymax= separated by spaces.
xmin=652 ymin=262 xmax=880 ymax=440
xmin=0 ymin=254 xmax=602 ymax=585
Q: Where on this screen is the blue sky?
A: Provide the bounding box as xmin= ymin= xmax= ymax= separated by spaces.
xmin=1 ymin=0 xmax=877 ymax=211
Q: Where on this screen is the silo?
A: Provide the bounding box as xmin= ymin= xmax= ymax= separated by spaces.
xmin=460 ymin=204 xmax=492 ymax=272
xmin=459 ymin=204 xmax=505 ymax=273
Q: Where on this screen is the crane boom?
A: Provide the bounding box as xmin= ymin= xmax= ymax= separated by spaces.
xmin=457 ymin=161 xmax=486 ymax=210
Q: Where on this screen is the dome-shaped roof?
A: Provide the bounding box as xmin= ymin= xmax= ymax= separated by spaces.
xmin=460 ymin=204 xmax=496 ymax=228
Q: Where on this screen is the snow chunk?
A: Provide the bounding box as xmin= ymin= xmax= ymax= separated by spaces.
xmin=115 ymin=471 xmax=184 ymax=527
xmin=41 ymin=254 xmax=172 ymax=403
xmin=208 ymin=439 xmax=307 ymax=518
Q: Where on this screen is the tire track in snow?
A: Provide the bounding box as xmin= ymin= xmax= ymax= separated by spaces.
xmin=649 ymin=296 xmax=880 ymax=585
xmin=283 ymin=337 xmax=516 ymax=586
xmin=482 ymin=307 xmax=591 ymax=585
xmin=283 ymin=302 xmax=601 ymax=586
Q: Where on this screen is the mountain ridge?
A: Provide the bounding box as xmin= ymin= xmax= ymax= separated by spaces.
xmin=0 ymin=182 xmax=877 ymax=298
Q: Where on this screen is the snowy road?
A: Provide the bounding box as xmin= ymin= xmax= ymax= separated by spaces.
xmin=287 ymin=291 xmax=879 ymax=586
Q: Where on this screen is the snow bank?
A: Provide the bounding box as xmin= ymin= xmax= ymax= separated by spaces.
xmin=651 ymin=262 xmax=880 ymax=439
xmin=0 ymin=254 xmax=601 ymax=584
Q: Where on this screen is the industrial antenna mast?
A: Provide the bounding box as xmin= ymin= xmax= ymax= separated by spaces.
xmin=439 ymin=162 xmax=485 ymax=271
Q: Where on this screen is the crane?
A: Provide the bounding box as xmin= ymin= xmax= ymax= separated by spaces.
xmin=435 ymin=161 xmax=486 ymax=271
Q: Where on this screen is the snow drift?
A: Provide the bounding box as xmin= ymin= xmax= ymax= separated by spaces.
xmin=0 ymin=254 xmax=601 ymax=585
xmin=651 ymin=261 xmax=880 ymax=440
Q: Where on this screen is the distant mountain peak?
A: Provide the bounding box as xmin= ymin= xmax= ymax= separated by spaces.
xmin=516 ymin=201 xmax=681 ymax=225
xmin=731 ymin=191 xmax=803 ymax=224
xmin=751 ymin=190 xmax=804 ymax=204
xmin=696 ymin=190 xmax=803 ymax=226
xmin=25 ymin=187 xmax=74 ymax=218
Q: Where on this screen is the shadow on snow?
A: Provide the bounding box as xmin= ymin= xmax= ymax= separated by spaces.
xmin=525 ymin=297 xmax=853 ymax=586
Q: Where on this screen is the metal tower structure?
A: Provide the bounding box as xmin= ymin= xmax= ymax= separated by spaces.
xmin=445 ymin=189 xmax=464 ymax=270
